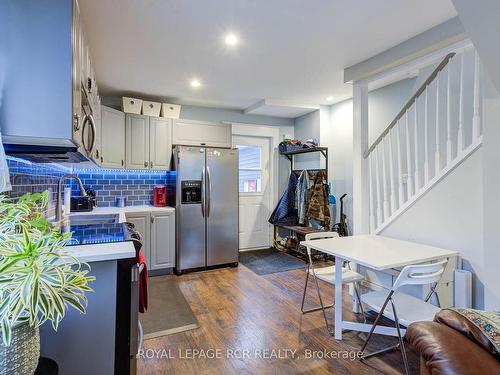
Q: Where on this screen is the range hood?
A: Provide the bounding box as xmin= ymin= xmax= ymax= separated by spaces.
xmin=3 ymin=136 xmax=88 ymax=164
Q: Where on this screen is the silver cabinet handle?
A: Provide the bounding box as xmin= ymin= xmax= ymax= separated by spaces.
xmin=73 ymin=113 xmax=81 ymax=131
xmin=144 ymin=161 xmax=148 ymax=168
xmin=206 ymin=166 xmax=211 ymax=217
xmin=88 ymin=114 xmax=97 ymax=155
xmin=150 ymin=161 xmax=153 ymax=168
xmin=201 ymin=168 xmax=206 ymax=218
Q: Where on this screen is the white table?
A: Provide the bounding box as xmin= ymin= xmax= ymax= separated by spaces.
xmin=300 ymin=234 xmax=458 ymax=340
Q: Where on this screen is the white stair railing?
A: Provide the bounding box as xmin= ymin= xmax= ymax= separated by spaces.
xmin=365 ymin=47 xmax=484 ymax=233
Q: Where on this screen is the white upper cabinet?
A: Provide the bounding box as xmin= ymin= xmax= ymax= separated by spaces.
xmin=149 ymin=117 xmax=172 ymax=170
xmin=101 ymin=106 xmax=125 ymax=169
xmin=172 ymin=120 xmax=232 ymax=148
xmin=126 ymin=114 xmax=150 ymax=170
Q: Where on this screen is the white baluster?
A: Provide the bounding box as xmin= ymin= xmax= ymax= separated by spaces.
xmin=424 ymin=89 xmax=430 ymax=184
xmin=472 ymin=50 xmax=481 ymax=140
xmin=435 ymin=74 xmax=441 ymax=174
xmin=381 ymin=138 xmax=390 ymax=220
xmin=458 ymin=52 xmax=465 ymax=153
xmin=446 ymin=63 xmax=453 ymax=164
xmin=388 ymin=128 xmax=397 ymax=213
xmin=396 ymin=121 xmax=404 ymax=207
xmin=413 ymin=100 xmax=420 ymax=192
xmin=405 ymin=111 xmax=413 ymax=199
xmin=375 ymin=146 xmax=383 ymax=226
xmin=368 ymin=154 xmax=375 ymax=232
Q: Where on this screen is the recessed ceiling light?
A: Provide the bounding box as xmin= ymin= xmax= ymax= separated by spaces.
xmin=326 ymin=96 xmax=334 ymax=101
xmin=225 ymin=33 xmax=239 ymax=46
xmin=190 ymin=79 xmax=201 ymax=88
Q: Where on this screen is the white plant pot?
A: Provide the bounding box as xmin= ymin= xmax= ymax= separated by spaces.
xmin=0 ymin=323 xmax=40 ymax=375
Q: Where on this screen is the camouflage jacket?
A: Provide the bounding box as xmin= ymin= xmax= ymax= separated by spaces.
xmin=307 ymin=171 xmax=330 ymax=228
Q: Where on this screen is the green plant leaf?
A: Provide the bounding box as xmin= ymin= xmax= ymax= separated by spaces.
xmin=0 ymin=191 xmax=95 ymax=345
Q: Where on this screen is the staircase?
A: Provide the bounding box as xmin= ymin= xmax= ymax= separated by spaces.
xmin=366 ymin=46 xmax=483 ymax=233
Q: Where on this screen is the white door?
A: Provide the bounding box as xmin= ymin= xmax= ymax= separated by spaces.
xmin=233 ymin=135 xmax=271 ymax=250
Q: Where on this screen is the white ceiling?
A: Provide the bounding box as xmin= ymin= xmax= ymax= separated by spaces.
xmin=79 ymin=0 xmax=457 ymax=114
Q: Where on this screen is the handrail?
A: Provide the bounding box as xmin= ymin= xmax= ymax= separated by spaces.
xmin=364 ymin=52 xmax=456 ymax=159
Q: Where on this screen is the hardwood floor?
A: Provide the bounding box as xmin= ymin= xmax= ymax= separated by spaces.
xmin=138 ymin=264 xmax=419 ymax=375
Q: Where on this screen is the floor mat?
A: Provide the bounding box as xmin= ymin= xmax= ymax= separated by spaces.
xmin=140 ymin=276 xmax=198 ymax=340
xmin=239 ymin=248 xmax=307 ymax=275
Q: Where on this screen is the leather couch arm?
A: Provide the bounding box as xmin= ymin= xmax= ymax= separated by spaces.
xmin=434 ymin=309 xmax=499 ymax=358
xmin=406 ymin=321 xmax=500 ymax=375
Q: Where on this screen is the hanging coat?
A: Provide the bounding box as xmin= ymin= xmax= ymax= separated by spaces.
xmin=295 ymin=170 xmax=310 ymax=225
xmin=269 ymin=172 xmax=298 ymax=225
xmin=307 ymin=171 xmax=330 ymax=228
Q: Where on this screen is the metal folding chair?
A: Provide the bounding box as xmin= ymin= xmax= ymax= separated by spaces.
xmin=359 ymin=259 xmax=448 ymax=375
xmin=301 ymin=232 xmax=365 ymax=334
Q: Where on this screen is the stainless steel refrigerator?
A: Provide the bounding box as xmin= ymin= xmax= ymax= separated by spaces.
xmin=174 ymin=146 xmax=239 ymax=274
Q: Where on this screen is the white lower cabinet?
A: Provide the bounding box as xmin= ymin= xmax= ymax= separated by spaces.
xmin=125 ymin=213 xmax=151 ymax=269
xmin=150 ymin=212 xmax=175 ymax=270
xmin=125 ymin=211 xmax=175 ymax=271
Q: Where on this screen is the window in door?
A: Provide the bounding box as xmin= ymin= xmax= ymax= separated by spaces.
xmin=236 ymin=145 xmax=262 ymax=193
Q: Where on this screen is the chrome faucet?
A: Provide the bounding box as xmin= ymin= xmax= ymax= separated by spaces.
xmin=56 ymin=174 xmax=87 ymax=223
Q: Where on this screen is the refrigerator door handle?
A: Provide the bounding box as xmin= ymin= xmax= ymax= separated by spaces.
xmin=201 ymin=168 xmax=206 ymax=217
xmin=206 ymin=166 xmax=211 ymax=217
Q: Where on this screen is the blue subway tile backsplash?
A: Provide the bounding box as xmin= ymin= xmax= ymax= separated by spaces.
xmin=5 ymin=157 xmax=70 ymax=217
xmin=3 ymin=157 xmax=176 ymax=215
xmin=71 ymin=168 xmax=176 ymax=207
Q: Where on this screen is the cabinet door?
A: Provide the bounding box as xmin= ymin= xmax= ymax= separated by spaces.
xmin=71 ymin=0 xmax=83 ymax=148
xmin=101 ymin=105 xmax=125 ymax=168
xmin=92 ymin=96 xmax=102 ymax=164
xmin=149 ymin=117 xmax=172 ymax=170
xmin=126 ymin=114 xmax=150 ymax=170
xmin=172 ymin=120 xmax=232 ymax=148
xmin=150 ymin=212 xmax=175 ymax=270
xmin=125 ymin=213 xmax=151 ymax=269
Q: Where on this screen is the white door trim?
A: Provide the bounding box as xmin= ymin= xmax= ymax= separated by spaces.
xmin=231 ymin=123 xmax=280 ymax=245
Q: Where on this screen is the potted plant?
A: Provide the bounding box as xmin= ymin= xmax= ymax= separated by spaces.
xmin=0 ymin=191 xmax=95 ymax=375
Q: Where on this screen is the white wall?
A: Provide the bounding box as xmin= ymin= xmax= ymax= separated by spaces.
xmin=321 ymin=100 xmax=353 ymax=227
xmin=321 ymin=78 xmax=416 ymax=228
xmin=481 ymin=70 xmax=500 ymax=310
xmin=381 ymin=150 xmax=484 ymax=307
xmin=293 ymin=110 xmax=321 ymax=170
xmin=368 ymin=77 xmax=417 ymax=145
xmin=452 ymin=0 xmax=500 ymax=94
xmin=452 ymin=0 xmax=500 ymax=310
